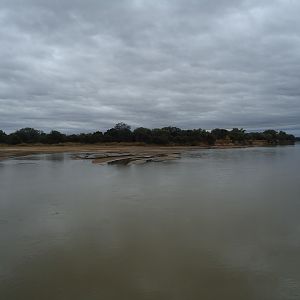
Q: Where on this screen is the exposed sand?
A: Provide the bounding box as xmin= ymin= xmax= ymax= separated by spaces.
xmin=0 ymin=142 xmax=267 ymax=163
xmin=0 ymin=144 xmax=192 ymax=162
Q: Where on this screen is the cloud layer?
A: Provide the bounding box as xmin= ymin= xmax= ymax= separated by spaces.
xmin=0 ymin=0 xmax=300 ymax=134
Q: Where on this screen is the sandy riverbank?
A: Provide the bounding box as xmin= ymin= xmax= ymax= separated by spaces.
xmin=0 ymin=142 xmax=268 ymax=163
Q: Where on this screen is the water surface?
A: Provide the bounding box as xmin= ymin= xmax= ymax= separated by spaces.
xmin=1 ymin=145 xmax=300 ymax=299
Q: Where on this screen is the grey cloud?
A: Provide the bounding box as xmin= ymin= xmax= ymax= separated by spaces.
xmin=0 ymin=0 xmax=300 ymax=134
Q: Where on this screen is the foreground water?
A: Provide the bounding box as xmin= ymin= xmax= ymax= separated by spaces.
xmin=0 ymin=145 xmax=300 ymax=299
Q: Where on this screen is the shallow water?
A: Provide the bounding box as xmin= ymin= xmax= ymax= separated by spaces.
xmin=1 ymin=145 xmax=300 ymax=300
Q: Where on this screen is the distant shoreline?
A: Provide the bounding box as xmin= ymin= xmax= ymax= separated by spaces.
xmin=0 ymin=141 xmax=294 ymax=162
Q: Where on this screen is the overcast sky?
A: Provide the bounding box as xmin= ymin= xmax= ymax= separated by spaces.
xmin=0 ymin=0 xmax=299 ymax=134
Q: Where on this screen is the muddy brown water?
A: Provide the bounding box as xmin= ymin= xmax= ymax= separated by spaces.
xmin=0 ymin=145 xmax=300 ymax=299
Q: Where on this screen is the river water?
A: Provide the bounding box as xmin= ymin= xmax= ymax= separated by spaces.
xmin=1 ymin=145 xmax=300 ymax=299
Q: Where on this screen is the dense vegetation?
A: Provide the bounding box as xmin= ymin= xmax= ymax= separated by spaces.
xmin=0 ymin=123 xmax=296 ymax=146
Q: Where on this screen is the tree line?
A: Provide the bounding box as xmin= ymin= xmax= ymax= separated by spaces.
xmin=0 ymin=123 xmax=296 ymax=145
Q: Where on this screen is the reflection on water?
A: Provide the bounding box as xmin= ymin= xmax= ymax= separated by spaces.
xmin=0 ymin=145 xmax=300 ymax=300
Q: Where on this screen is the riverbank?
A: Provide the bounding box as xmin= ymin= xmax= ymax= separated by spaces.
xmin=0 ymin=141 xmax=274 ymax=163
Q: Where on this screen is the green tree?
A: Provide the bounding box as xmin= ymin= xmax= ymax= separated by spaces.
xmin=7 ymin=133 xmax=22 ymax=145
xmin=114 ymin=122 xmax=131 ymax=131
xmin=14 ymin=128 xmax=44 ymax=143
xmin=211 ymin=128 xmax=228 ymax=140
xmin=47 ymin=130 xmax=65 ymax=144
xmin=104 ymin=123 xmax=132 ymax=142
xmin=0 ymin=130 xmax=7 ymax=143
xmin=263 ymin=130 xmax=278 ymax=143
xmin=91 ymin=131 xmax=103 ymax=143
xmin=151 ymin=128 xmax=170 ymax=144
xmin=229 ymin=128 xmax=246 ymax=143
xmin=133 ymin=127 xmax=152 ymax=143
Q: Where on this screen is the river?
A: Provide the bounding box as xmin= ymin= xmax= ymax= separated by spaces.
xmin=1 ymin=144 xmax=300 ymax=299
